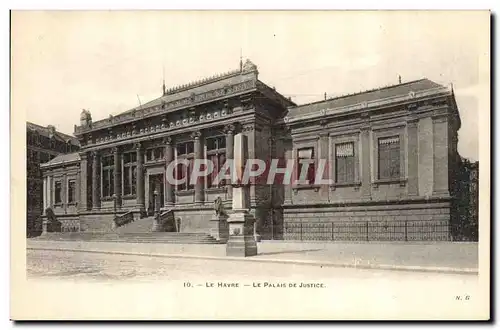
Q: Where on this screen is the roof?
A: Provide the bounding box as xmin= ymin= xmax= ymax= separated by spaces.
xmin=125 ymin=70 xmax=256 ymax=114
xmin=27 ymin=122 xmax=80 ymax=146
xmin=288 ymin=78 xmax=444 ymax=117
xmin=40 ymin=152 xmax=80 ymax=168
xmin=75 ymin=60 xmax=294 ymax=134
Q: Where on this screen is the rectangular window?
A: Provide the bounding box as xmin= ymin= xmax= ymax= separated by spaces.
xmin=123 ymin=151 xmax=137 ymax=196
xmin=174 ymin=158 xmax=195 ymax=191
xmin=175 ymin=142 xmax=195 ymax=191
xmin=206 ymin=136 xmax=226 ymax=151
xmin=177 ymin=141 xmax=194 ymax=155
xmin=146 ymin=147 xmax=165 ymax=162
xmin=54 ymin=181 xmax=62 ymax=204
xmin=378 ymin=136 xmax=400 ymax=180
xmin=102 ymin=155 xmax=114 ymax=198
xmin=40 ymin=152 xmax=49 ymax=164
xmin=297 ymin=147 xmax=315 ymax=184
xmin=335 ymin=142 xmax=355 ymax=184
xmin=67 ymin=180 xmax=76 ymax=203
xmin=206 ymin=136 xmax=227 ymax=188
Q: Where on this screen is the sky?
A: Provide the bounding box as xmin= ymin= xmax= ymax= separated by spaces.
xmin=12 ymin=10 xmax=489 ymax=161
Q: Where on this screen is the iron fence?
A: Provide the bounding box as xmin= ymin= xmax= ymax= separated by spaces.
xmin=283 ymin=220 xmax=450 ymax=241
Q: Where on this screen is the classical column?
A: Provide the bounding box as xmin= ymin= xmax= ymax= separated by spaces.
xmin=224 ymin=124 xmax=235 ymax=200
xmin=135 ymin=143 xmax=145 ymax=210
xmin=192 ymin=131 xmax=204 ymax=204
xmin=164 ymin=136 xmax=175 ymax=206
xmin=91 ymin=151 xmax=100 ymax=209
xmin=46 ymin=176 xmax=52 ymax=208
xmin=360 ymin=125 xmax=372 ymax=200
xmin=42 ymin=177 xmax=47 ymax=214
xmin=407 ymin=119 xmax=419 ymax=196
xmin=79 ymin=152 xmax=88 ymax=211
xmin=113 ymin=147 xmax=122 ymax=207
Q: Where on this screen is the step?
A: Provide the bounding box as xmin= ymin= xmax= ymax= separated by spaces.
xmin=30 ymin=232 xmax=221 ymax=244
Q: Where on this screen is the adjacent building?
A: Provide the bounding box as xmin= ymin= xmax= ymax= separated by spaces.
xmin=26 ymin=122 xmax=80 ymax=236
xmin=39 ymin=60 xmax=473 ymax=241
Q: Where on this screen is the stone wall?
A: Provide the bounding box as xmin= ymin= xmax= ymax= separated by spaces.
xmin=282 ymin=200 xmax=451 ymax=241
xmin=79 ymin=213 xmax=116 ymax=232
xmin=173 ymin=206 xmax=214 ymax=233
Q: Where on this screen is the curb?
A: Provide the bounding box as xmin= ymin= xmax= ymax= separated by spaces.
xmin=27 ymin=246 xmax=479 ymax=276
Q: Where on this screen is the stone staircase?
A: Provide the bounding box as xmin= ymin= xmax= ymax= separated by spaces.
xmin=33 ymin=232 xmax=221 ymax=244
xmin=115 ymin=216 xmax=156 ymax=234
xmin=33 ymin=215 xmax=221 ymax=244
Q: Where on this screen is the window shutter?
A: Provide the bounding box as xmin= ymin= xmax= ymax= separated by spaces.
xmin=378 ymin=136 xmax=400 ymax=180
xmin=335 ymin=142 xmax=355 ymax=183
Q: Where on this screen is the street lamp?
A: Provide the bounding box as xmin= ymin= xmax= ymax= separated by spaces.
xmin=112 ymin=194 xmax=117 ymax=216
xmin=153 ymin=189 xmax=159 ymax=215
xmin=152 ymin=189 xmax=159 ymax=232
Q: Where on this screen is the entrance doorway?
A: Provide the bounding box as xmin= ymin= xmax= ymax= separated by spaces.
xmin=148 ymin=174 xmax=164 ymax=216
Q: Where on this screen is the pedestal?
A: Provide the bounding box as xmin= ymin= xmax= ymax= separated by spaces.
xmin=254 ymin=222 xmax=262 ymax=242
xmin=225 ymin=132 xmax=258 ymax=257
xmin=152 ymin=216 xmax=161 ymax=232
xmin=226 ymin=210 xmax=258 ymax=257
xmin=210 ymin=214 xmax=229 ymax=243
xmin=41 ymin=219 xmax=48 ymax=236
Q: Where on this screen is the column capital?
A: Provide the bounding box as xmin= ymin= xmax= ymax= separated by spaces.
xmin=242 ymin=123 xmax=255 ymax=132
xmin=134 ymin=142 xmax=143 ymax=151
xmin=223 ymin=123 xmax=238 ymax=135
xmin=162 ymin=136 xmax=173 ymax=145
xmin=360 ymin=125 xmax=371 ymax=132
xmin=91 ymin=150 xmax=99 ymax=158
xmin=79 ymin=152 xmax=88 ymax=160
xmin=112 ymin=146 xmax=121 ymax=154
xmin=407 ymin=117 xmax=419 ymax=126
xmin=190 ymin=130 xmax=202 ymax=140
xmin=432 ymin=114 xmax=449 ymax=123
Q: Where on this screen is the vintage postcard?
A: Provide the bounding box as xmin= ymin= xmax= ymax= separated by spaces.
xmin=10 ymin=10 xmax=490 ymax=320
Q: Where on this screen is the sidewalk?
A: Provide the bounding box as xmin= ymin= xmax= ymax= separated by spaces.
xmin=26 ymin=239 xmax=479 ymax=275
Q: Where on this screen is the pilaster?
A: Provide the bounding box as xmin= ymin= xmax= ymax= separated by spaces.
xmin=113 ymin=146 xmax=122 ymax=207
xmin=224 ymin=124 xmax=236 ymax=200
xmin=432 ymin=114 xmax=450 ymax=197
xmin=164 ymin=136 xmax=175 ymax=206
xmin=360 ymin=124 xmax=372 ymax=200
xmin=91 ymin=151 xmax=100 ymax=209
xmin=407 ymin=118 xmax=419 ymax=196
xmin=135 ymin=143 xmax=145 ymax=210
xmin=192 ymin=131 xmax=205 ymax=204
xmin=79 ymin=152 xmax=88 ymax=211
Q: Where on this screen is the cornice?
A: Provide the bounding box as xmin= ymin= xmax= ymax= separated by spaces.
xmin=279 ymin=85 xmax=452 ymax=127
xmin=75 ymin=79 xmax=257 ymax=135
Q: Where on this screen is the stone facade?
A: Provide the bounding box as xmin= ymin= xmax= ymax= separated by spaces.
xmin=26 ymin=122 xmax=80 ymax=237
xmin=40 ymin=60 xmax=472 ymax=241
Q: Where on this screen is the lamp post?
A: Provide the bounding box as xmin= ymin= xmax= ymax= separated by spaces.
xmin=112 ymin=194 xmax=117 ymax=229
xmin=112 ymin=194 xmax=117 ymax=215
xmin=153 ymin=189 xmax=159 ymax=215
xmin=152 ymin=189 xmax=159 ymax=232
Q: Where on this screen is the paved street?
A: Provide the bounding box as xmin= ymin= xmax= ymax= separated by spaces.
xmin=27 ymin=239 xmax=478 ymax=271
xmin=23 ymin=249 xmax=485 ymax=320
xmin=27 ymin=249 xmax=477 ymax=283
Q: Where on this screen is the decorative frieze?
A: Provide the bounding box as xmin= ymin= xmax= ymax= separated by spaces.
xmin=75 ymin=79 xmax=257 ymax=134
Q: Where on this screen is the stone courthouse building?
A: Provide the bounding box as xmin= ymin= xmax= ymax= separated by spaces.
xmin=40 ymin=60 xmax=468 ymax=241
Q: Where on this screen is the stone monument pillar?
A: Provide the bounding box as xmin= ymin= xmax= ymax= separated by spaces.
xmin=210 ymin=197 xmax=229 ymax=243
xmin=226 ymin=133 xmax=258 ymax=257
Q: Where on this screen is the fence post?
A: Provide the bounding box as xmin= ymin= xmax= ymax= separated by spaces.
xmin=366 ymin=221 xmax=369 ymax=241
xmin=332 ymin=222 xmax=334 ymax=241
xmin=405 ymin=220 xmax=408 ymax=241
xmin=300 ymin=221 xmax=303 ymax=241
